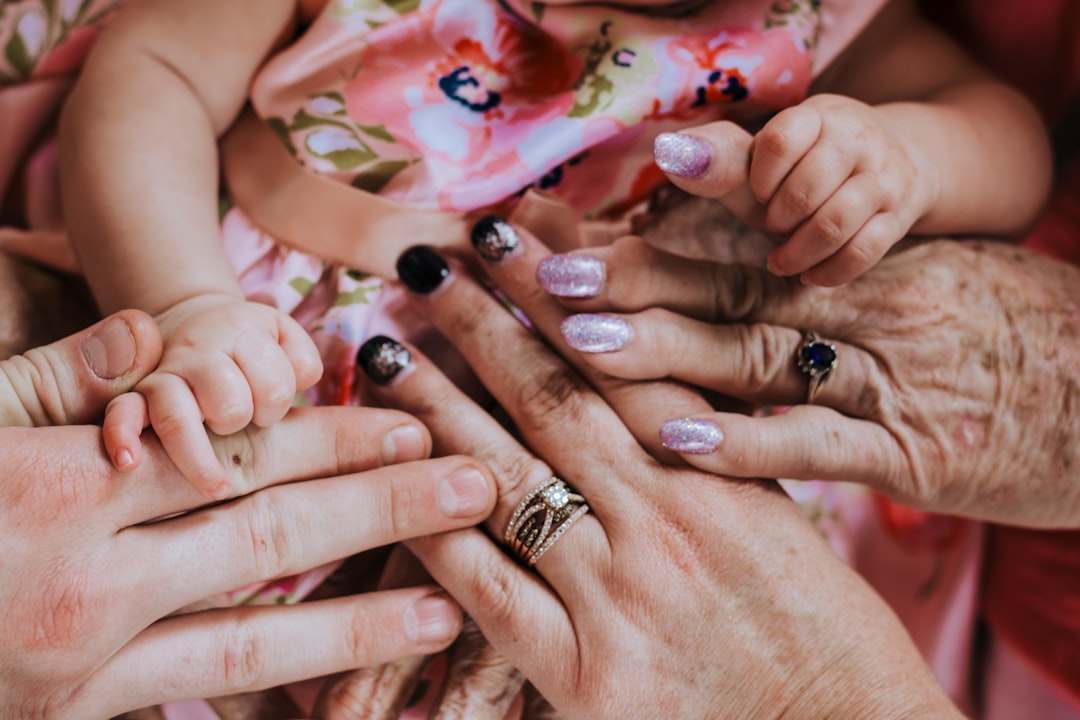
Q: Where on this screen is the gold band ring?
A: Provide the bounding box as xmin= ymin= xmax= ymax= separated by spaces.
xmin=505 ymin=477 xmax=589 ymax=566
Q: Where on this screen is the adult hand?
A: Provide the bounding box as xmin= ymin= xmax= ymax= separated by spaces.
xmin=539 ymin=235 xmax=1080 ymax=528
xmin=345 ymin=223 xmax=962 ymax=719
xmin=0 ymin=313 xmax=497 ymax=718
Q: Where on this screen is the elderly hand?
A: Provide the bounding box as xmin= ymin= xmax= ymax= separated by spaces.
xmin=0 ymin=311 xmax=497 ymax=718
xmin=340 ymin=222 xmax=963 ymax=719
xmin=538 ymin=235 xmax=1080 ymax=528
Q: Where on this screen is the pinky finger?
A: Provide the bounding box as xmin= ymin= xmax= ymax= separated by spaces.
xmin=800 ymin=212 xmax=902 ymax=287
xmin=103 ymin=392 xmax=149 ymax=471
xmin=659 ymin=406 xmax=910 ymax=497
xmin=86 ymin=589 xmax=463 ymax=718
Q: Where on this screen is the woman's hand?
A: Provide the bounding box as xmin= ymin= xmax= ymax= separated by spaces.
xmin=342 ymin=224 xmax=963 ymax=719
xmin=0 ymin=313 xmax=497 ymax=718
xmin=539 ymin=235 xmax=1080 ymax=528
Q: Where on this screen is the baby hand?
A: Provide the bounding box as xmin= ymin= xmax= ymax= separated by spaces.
xmin=653 ymin=94 xmax=926 ymax=286
xmin=103 ymin=295 xmax=323 ymax=498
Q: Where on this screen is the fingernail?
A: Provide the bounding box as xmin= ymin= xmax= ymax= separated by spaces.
xmin=380 ymin=424 xmax=427 ymax=465
xmin=115 ymin=448 xmax=136 ymax=471
xmin=397 ymin=246 xmax=450 ymax=294
xmin=471 ymin=215 xmax=520 ymax=262
xmin=536 ymin=254 xmax=606 ymax=298
xmin=82 ymin=316 xmax=136 ymax=379
xmin=358 ymin=336 xmax=412 ymax=386
xmin=404 ymin=591 xmax=460 ymax=645
xmin=438 ymin=466 xmax=490 ymax=517
xmin=660 ymin=417 xmax=723 ymax=454
xmin=654 ymin=132 xmax=712 ymax=179
xmin=561 ymin=313 xmax=632 ymax=353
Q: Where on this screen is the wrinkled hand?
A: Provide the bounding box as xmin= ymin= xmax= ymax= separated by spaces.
xmin=654 ymin=93 xmax=929 ymax=286
xmin=104 ymin=294 xmax=324 ymax=498
xmin=541 ymin=235 xmax=1080 ymax=527
xmin=348 ymin=223 xmax=962 ymax=719
xmin=0 ymin=311 xmax=497 ymax=717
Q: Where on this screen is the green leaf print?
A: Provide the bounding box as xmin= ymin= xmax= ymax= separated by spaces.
xmin=4 ymin=26 xmax=33 ymax=78
xmin=351 ymin=160 xmax=409 ymax=194
xmin=289 ymin=277 xmax=316 ymax=296
xmin=333 ymin=285 xmax=380 ymax=307
xmin=357 ymin=124 xmax=396 ymax=142
xmin=385 ymin=0 xmax=421 ymax=14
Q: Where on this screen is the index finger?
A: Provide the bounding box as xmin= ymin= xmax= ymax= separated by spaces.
xmin=110 ymin=405 xmax=433 ymax=527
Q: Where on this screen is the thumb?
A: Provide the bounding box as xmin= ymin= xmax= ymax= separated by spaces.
xmin=0 ymin=309 xmax=163 ymax=427
xmin=653 ymin=121 xmax=765 ymax=227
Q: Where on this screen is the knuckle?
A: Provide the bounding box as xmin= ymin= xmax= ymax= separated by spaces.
xmin=756 ymin=124 xmax=795 ymax=160
xmin=214 ymin=428 xmax=262 ymax=496
xmin=216 ymin=617 xmax=267 ymax=690
xmin=488 ymin=448 xmax=552 ymax=508
xmin=341 ymin=605 xmax=378 ymax=664
xmin=467 ymin=554 xmax=522 ymax=626
xmin=708 ymin=263 xmax=768 ymax=322
xmin=810 ymin=212 xmax=847 ymax=250
xmin=510 ymin=360 xmax=591 ymax=435
xmin=737 ymin=324 xmax=792 ymax=392
xmin=240 ymin=491 xmax=296 ymax=578
xmin=779 ymin=185 xmax=818 ymax=220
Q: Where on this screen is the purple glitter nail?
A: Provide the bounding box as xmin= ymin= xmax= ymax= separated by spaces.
xmin=659 ymin=418 xmax=723 ymax=454
xmin=654 ymin=132 xmax=712 ymax=179
xmin=536 ymin=254 xmax=606 ymax=298
xmin=560 ymin=314 xmax=632 ymax=353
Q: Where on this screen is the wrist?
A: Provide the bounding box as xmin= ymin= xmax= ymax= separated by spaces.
xmin=154 ymin=292 xmax=245 ymax=335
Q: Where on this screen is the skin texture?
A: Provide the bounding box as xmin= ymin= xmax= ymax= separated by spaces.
xmin=0 ymin=308 xmax=503 ymax=718
xmin=542 ymin=234 xmax=1080 ymax=528
xmin=59 ymin=0 xmax=1050 ymax=498
xmin=655 ymin=0 xmax=1051 ymax=286
xmin=338 ymin=223 xmax=967 ymax=720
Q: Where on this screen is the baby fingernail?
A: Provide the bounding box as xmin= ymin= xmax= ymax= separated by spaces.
xmin=404 ymin=591 xmax=460 ymax=645
xmin=654 ymin=132 xmax=712 ymax=179
xmin=358 ymin=336 xmax=413 ymax=386
xmin=397 ymin=245 xmax=450 ymax=294
xmin=660 ymin=418 xmax=723 ymax=454
xmin=381 ymin=424 xmax=427 ymax=465
xmin=561 ymin=314 xmax=632 ymax=353
xmin=438 ymin=467 xmax=490 ymax=517
xmin=83 ymin=315 xmax=136 ymax=379
xmin=536 ymin=254 xmax=606 ymax=297
xmin=471 ymin=215 xmax=520 ymax=262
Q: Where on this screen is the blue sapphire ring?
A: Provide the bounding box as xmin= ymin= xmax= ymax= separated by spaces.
xmin=795 ymin=331 xmax=838 ymax=404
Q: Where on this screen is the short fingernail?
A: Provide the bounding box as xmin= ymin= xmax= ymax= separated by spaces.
xmin=404 ymin=591 xmax=460 ymax=645
xmin=82 ymin=316 xmax=136 ymax=379
xmin=471 ymin=215 xmax=521 ymax=262
xmin=536 ymin=254 xmax=606 ymax=297
xmin=660 ymin=417 xmax=723 ymax=454
xmin=358 ymin=336 xmax=413 ymax=386
xmin=397 ymin=246 xmax=450 ymax=294
xmin=654 ymin=132 xmax=712 ymax=179
xmin=438 ymin=466 xmax=491 ymax=517
xmin=561 ymin=313 xmax=632 ymax=353
xmin=381 ymin=424 xmax=427 ymax=465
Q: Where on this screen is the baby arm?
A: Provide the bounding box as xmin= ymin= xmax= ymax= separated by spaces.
xmin=60 ymin=0 xmax=322 ymax=497
xmin=653 ymin=0 xmax=1052 ymax=286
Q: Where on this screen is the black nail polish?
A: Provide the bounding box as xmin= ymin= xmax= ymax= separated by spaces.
xmin=396 ymin=245 xmax=449 ymax=294
xmin=470 ymin=215 xmax=520 ymax=262
xmin=357 ymin=336 xmax=412 ymax=385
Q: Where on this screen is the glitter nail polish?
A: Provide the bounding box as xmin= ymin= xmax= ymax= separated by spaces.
xmin=471 ymin=215 xmax=520 ymax=262
xmin=659 ymin=417 xmax=723 ymax=454
xmin=357 ymin=335 xmax=412 ymax=385
xmin=560 ymin=314 xmax=632 ymax=353
xmin=536 ymin=254 xmax=606 ymax=298
xmin=396 ymin=246 xmax=450 ymax=294
xmin=654 ymin=132 xmax=712 ymax=179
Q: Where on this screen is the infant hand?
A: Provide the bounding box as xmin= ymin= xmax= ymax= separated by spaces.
xmin=654 ymin=94 xmax=926 ymax=286
xmin=104 ymin=296 xmax=323 ymax=498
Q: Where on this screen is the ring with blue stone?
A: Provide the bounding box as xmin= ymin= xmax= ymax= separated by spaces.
xmin=795 ymin=331 xmax=838 ymax=404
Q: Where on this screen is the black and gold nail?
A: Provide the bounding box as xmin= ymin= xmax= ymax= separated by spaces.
xmin=357 ymin=335 xmax=412 ymax=385
xmin=470 ymin=215 xmax=520 ymax=262
xmin=397 ymin=245 xmax=450 ymax=294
